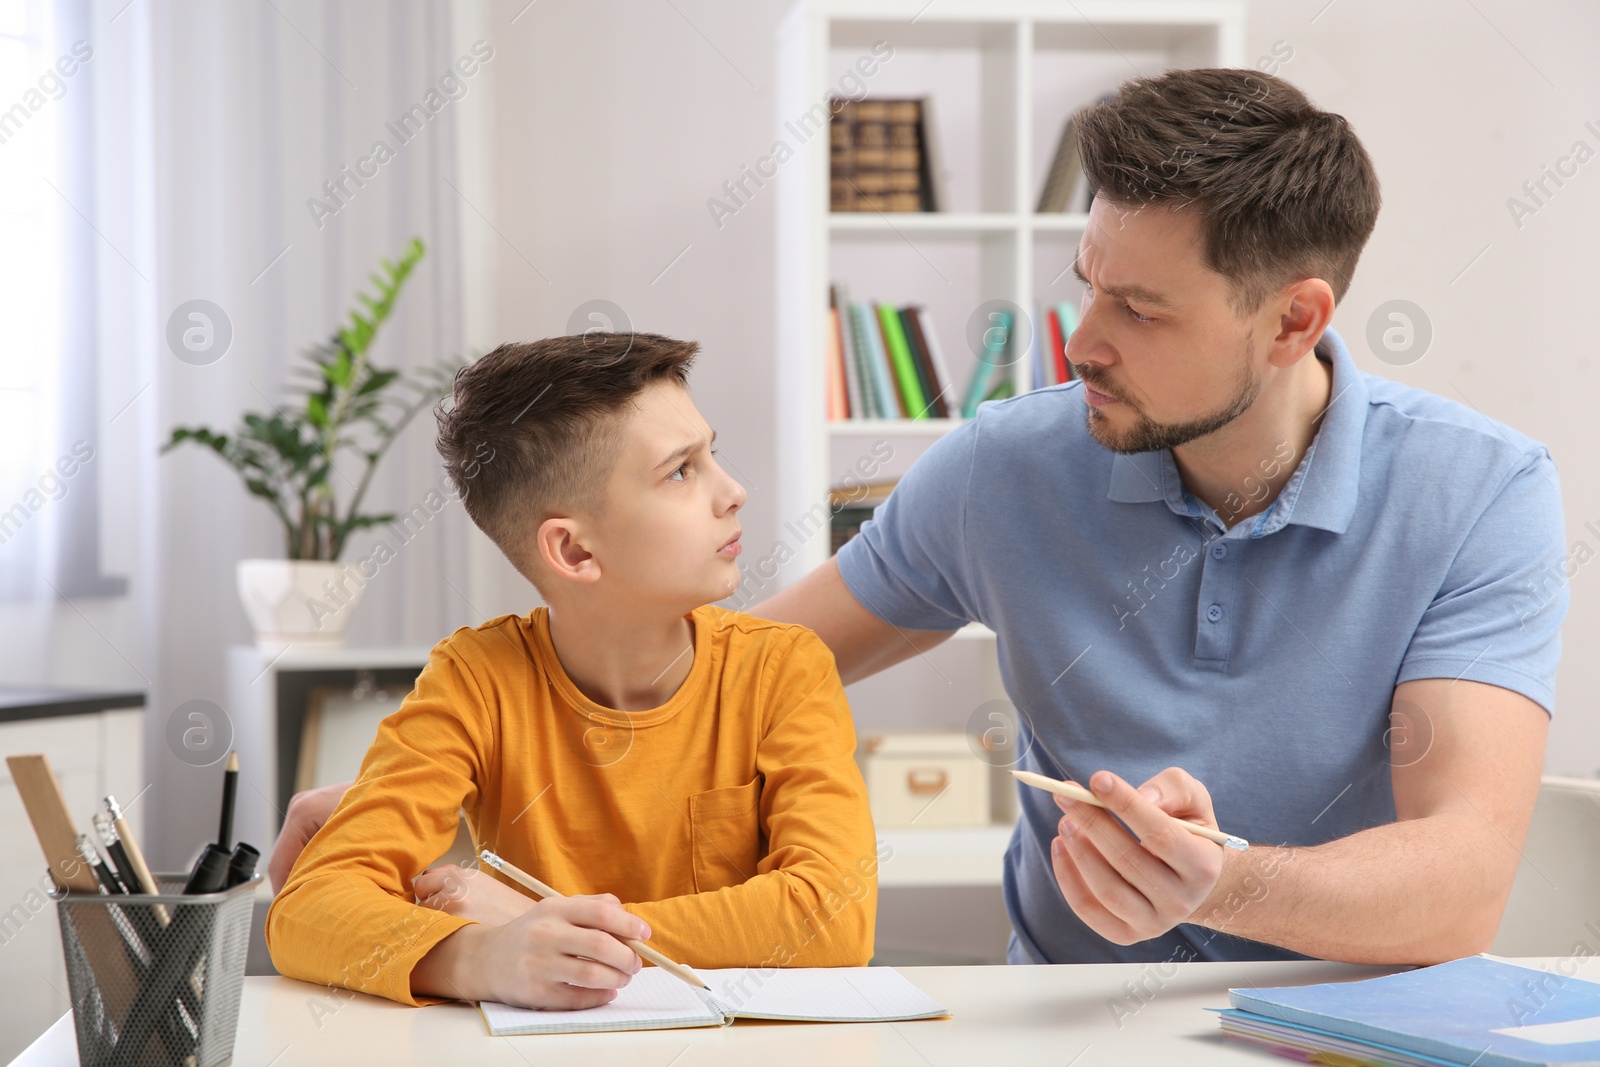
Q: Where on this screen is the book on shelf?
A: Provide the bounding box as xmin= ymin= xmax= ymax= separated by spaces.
xmin=876 ymin=304 xmax=929 ymax=417
xmin=829 ymin=478 xmax=897 ymax=556
xmin=829 ymin=478 xmax=897 ymax=511
xmin=1036 ymin=302 xmax=1080 ymax=389
xmin=829 ymin=97 xmax=941 ymax=213
xmin=826 ymin=294 xmax=1079 ymax=421
xmin=1035 ymin=112 xmax=1085 ymax=213
xmin=900 ymin=306 xmax=950 ymax=419
xmin=1037 ymin=96 xmax=1114 ymax=214
xmin=1047 ymin=302 xmax=1078 ymax=384
xmin=832 ymin=287 xmax=857 ymax=422
xmin=828 ymin=287 xmax=953 ymax=421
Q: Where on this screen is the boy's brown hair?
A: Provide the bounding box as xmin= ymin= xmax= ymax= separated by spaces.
xmin=435 ymin=332 xmax=699 ymax=581
xmin=1076 ymin=67 xmax=1381 ymax=315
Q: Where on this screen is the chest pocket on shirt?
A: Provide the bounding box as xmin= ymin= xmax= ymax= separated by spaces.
xmin=688 ymin=776 xmax=763 ymax=893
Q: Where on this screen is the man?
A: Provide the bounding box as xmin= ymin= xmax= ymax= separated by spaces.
xmin=272 ymin=68 xmax=1567 ymax=968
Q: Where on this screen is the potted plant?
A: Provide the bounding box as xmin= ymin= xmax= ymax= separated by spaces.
xmin=163 ymin=237 xmax=460 ymax=648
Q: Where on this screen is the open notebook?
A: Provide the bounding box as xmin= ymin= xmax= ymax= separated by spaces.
xmin=478 ymin=966 xmax=949 ymax=1035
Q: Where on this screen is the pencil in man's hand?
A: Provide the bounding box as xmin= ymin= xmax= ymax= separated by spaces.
xmin=478 ymin=849 xmax=710 ymax=991
xmin=1011 ymin=770 xmax=1250 ymax=850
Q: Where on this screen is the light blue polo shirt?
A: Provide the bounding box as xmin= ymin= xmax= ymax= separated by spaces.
xmin=835 ymin=324 xmax=1568 ymax=965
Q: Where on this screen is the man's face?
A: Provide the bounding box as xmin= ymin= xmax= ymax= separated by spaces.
xmin=1066 ymin=197 xmax=1273 ymax=454
xmin=582 ymin=380 xmax=746 ymax=612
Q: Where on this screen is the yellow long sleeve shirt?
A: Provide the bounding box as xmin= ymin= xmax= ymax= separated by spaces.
xmin=265 ymin=604 xmax=879 ymax=1006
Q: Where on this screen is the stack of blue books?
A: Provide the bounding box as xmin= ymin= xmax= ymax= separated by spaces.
xmin=1216 ymin=955 xmax=1600 ymax=1067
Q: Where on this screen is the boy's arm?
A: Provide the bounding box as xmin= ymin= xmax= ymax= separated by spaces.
xmin=625 ymin=627 xmax=879 ymax=968
xmin=265 ymin=642 xmax=490 ymax=1006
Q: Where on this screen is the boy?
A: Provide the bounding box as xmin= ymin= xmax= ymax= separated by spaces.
xmin=266 ymin=333 xmax=878 ymax=1010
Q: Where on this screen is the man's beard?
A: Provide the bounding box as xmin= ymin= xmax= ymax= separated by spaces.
xmin=1078 ymin=346 xmax=1261 ymax=455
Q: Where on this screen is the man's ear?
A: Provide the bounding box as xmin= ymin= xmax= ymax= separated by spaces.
xmin=1267 ymin=277 xmax=1336 ymax=369
xmin=534 ymin=516 xmax=602 ymax=585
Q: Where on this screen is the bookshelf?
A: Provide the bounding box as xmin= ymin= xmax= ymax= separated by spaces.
xmin=772 ymin=1 xmax=1244 ymax=943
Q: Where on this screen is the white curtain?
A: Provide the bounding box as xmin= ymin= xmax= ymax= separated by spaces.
xmin=0 ymin=0 xmax=98 ymax=603
xmin=0 ymin=0 xmax=493 ymax=864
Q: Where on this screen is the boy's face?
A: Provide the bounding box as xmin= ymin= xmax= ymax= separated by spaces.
xmin=557 ymin=379 xmax=745 ymax=613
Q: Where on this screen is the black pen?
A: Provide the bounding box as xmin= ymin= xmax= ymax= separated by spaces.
xmin=75 ymin=834 xmax=123 ymax=895
xmin=91 ymin=813 xmax=133 ymax=895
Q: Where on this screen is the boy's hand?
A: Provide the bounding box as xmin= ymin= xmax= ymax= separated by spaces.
xmin=414 ymin=864 xmax=536 ymax=925
xmin=475 ymin=894 xmax=651 ymax=1009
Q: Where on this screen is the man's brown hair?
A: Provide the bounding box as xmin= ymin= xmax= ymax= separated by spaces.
xmin=435 ymin=332 xmax=699 ymax=580
xmin=1076 ymin=67 xmax=1380 ymax=315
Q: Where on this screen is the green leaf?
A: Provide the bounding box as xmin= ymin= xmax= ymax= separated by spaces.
xmin=357 ymin=369 xmax=400 ymax=396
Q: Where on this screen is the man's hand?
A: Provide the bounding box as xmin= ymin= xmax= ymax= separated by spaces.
xmin=411 ymin=893 xmax=650 ymax=1008
xmin=1048 ymin=767 xmax=1227 ymax=945
xmin=268 ymin=779 xmax=354 ymax=894
xmin=414 ymin=864 xmax=536 ymax=925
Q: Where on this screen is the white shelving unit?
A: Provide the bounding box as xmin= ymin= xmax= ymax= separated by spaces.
xmin=774 ymin=1 xmax=1244 ymax=915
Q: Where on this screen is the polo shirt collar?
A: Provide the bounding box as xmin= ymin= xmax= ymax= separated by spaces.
xmin=1105 ymin=325 xmax=1368 ymax=536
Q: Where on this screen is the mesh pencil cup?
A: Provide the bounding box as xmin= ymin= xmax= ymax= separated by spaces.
xmin=55 ymin=873 xmax=258 ymax=1067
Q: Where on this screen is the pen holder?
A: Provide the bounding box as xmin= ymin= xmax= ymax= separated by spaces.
xmin=56 ymin=873 xmax=259 ymax=1067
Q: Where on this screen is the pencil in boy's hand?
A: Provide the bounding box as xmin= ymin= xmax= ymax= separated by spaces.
xmin=478 ymin=849 xmax=710 ymax=991
xmin=1011 ymin=770 xmax=1250 ymax=851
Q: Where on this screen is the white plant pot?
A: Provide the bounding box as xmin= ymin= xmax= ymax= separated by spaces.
xmin=236 ymin=559 xmax=367 ymax=649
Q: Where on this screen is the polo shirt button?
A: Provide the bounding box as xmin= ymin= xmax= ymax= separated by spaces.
xmin=1211 ymin=544 xmax=1227 ymax=560
xmin=1206 ymin=604 xmax=1224 ymax=623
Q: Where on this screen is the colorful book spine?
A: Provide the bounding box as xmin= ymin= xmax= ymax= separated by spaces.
xmin=1046 ymin=308 xmax=1066 ymax=387
xmin=837 ymin=294 xmax=863 ymax=418
xmin=913 ymin=308 xmax=955 ymax=419
xmin=877 ymin=303 xmax=928 ymax=418
xmin=853 ymin=302 xmax=900 ymax=418
xmin=1055 ymin=301 xmax=1080 ymax=380
xmin=846 ymin=303 xmax=883 ymax=418
xmin=825 ymin=307 xmax=844 ymax=419
xmin=900 ymin=307 xmax=948 ymax=418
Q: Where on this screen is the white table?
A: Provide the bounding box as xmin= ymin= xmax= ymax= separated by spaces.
xmin=7 ymin=959 xmax=1444 ymax=1065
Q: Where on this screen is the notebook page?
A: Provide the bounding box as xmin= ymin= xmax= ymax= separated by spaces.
xmin=698 ymin=967 xmax=948 ymax=1023
xmin=479 ymin=970 xmax=724 ymax=1035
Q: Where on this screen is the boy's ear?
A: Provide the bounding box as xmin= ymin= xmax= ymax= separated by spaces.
xmin=535 ymin=516 xmax=602 ymax=585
